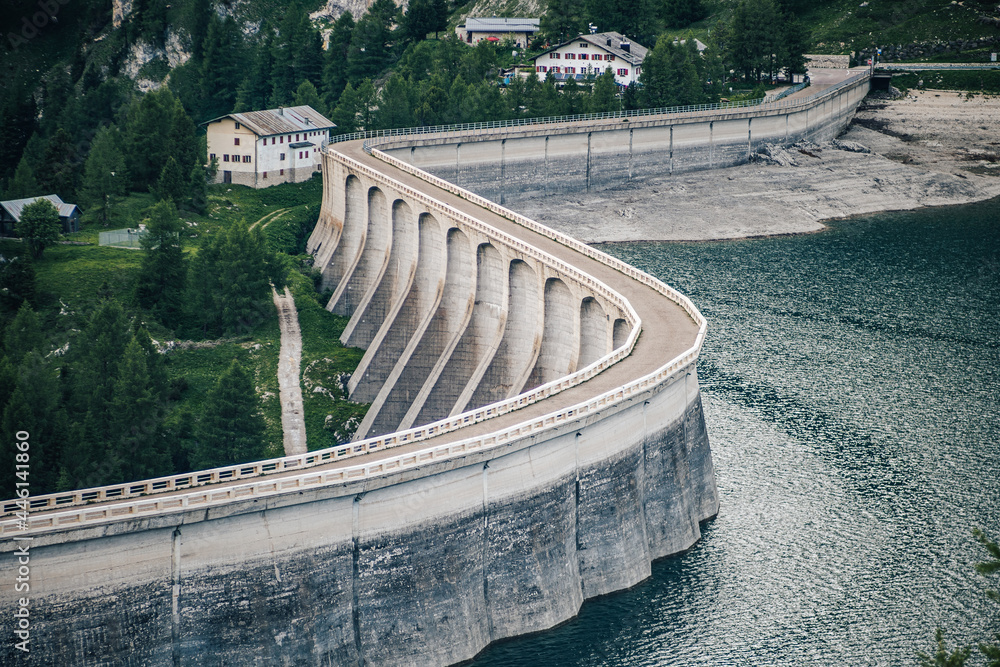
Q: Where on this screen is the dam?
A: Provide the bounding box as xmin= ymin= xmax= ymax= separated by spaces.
xmin=0 ymin=70 xmax=870 ymax=665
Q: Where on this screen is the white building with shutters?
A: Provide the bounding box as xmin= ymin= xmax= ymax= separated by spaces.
xmin=202 ymin=105 xmax=336 ymax=188
xmin=533 ymin=32 xmax=648 ymax=88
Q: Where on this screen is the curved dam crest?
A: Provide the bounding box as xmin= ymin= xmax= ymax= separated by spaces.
xmin=0 ymin=71 xmax=869 ymax=666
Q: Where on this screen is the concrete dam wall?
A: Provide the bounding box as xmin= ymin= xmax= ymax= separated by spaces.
xmin=0 ymin=73 xmax=869 ymax=666
xmin=383 ymin=73 xmax=871 ymax=206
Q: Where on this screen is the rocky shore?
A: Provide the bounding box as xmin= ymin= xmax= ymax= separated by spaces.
xmin=511 ymin=90 xmax=1000 ymax=243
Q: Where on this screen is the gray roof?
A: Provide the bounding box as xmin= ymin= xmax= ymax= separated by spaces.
xmin=579 ymin=32 xmax=648 ymax=65
xmin=536 ymin=32 xmax=648 ymax=66
xmin=204 ymin=105 xmax=335 ymax=137
xmin=464 ymin=17 xmax=540 ymax=33
xmin=0 ymin=194 xmax=78 ymax=221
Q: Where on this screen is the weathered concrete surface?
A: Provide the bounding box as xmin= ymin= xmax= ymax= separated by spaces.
xmin=388 ymin=69 xmax=868 ymax=212
xmin=511 ymin=89 xmax=1000 ymax=243
xmin=0 ymin=368 xmax=714 ymax=667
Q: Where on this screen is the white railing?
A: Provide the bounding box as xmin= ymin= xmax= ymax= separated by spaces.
xmin=326 ymin=70 xmax=869 ymax=148
xmin=0 ymin=71 xmax=875 ymax=533
xmin=1 ymin=333 xmax=703 ymax=536
xmin=877 ymin=63 xmax=1000 ymax=71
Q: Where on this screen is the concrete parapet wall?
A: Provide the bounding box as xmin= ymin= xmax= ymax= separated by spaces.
xmin=385 ymin=74 xmax=870 ymax=205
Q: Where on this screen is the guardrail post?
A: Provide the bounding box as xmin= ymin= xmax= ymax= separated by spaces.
xmin=500 ymin=138 xmax=506 ymax=205
xmin=586 ymin=132 xmax=592 ymax=192
xmin=627 ymin=128 xmax=633 ymax=184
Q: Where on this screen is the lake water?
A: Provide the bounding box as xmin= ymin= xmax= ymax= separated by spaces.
xmin=470 ymin=198 xmax=1000 ymax=666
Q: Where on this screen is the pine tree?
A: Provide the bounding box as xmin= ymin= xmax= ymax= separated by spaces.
xmin=530 ymin=73 xmax=563 ymax=117
xmin=0 ymin=255 xmax=35 ymax=312
xmin=729 ymin=0 xmax=783 ymax=82
xmin=40 ymin=66 xmax=74 ymax=136
xmin=293 ymin=80 xmax=324 ymax=111
xmin=152 ymin=157 xmax=187 ymax=206
xmin=71 ymin=298 xmax=132 ymax=420
xmin=348 ymin=0 xmax=399 ymax=81
xmin=375 ymin=75 xmax=416 ymax=130
xmin=414 ymin=78 xmax=447 ymax=126
xmin=4 ymin=301 xmax=43 ymax=359
xmin=0 ymin=94 xmax=37 ymax=187
xmin=6 ymin=158 xmax=39 ymax=200
xmin=331 ymin=82 xmax=362 ymax=134
xmin=40 ymin=128 xmax=80 ymax=199
xmin=403 ymin=0 xmax=434 ymax=43
xmin=183 ymin=0 xmax=213 ymax=58
xmin=132 ymin=325 xmax=169 ymax=402
xmin=1 ymin=352 xmax=68 ymax=495
xmin=443 ymin=76 xmax=469 ymax=124
xmin=589 ymin=68 xmax=619 ymax=113
xmin=20 ymin=133 xmax=46 ymax=178
xmin=168 ymin=96 xmax=200 ymax=177
xmin=460 ymin=40 xmax=500 ymax=82
xmin=186 ymin=222 xmax=285 ymax=336
xmin=216 ymin=224 xmax=283 ymax=335
xmin=292 ymin=10 xmax=325 ymax=91
xmin=321 ymin=12 xmax=356 ymax=111
xmin=189 ymin=163 xmax=208 ymax=214
xmin=124 ymin=89 xmax=175 ymax=189
xmin=199 ymin=15 xmax=244 ymax=120
xmin=641 ymin=36 xmax=704 ymax=108
xmin=271 ymin=5 xmax=306 ymax=106
xmin=541 ymin=0 xmax=585 ymax=42
xmin=235 ymin=30 xmax=276 ymax=113
xmin=136 ymin=200 xmax=187 ymax=327
xmin=15 ymin=198 xmax=62 ymax=259
xmin=80 ymin=125 xmax=128 ymax=225
xmin=780 ymin=16 xmax=809 ymax=79
xmin=109 ymin=338 xmax=168 ymax=483
xmin=429 ymin=0 xmax=448 ymax=37
xmin=0 ymin=355 xmax=16 ymax=411
xmin=622 ymin=81 xmax=641 ymax=110
xmin=562 ymin=76 xmax=584 ymax=115
xmin=195 ymin=358 xmax=269 ymax=468
xmin=917 ymin=628 xmax=972 ymax=667
xmin=664 ymin=0 xmax=708 ymax=27
xmin=505 ymin=75 xmax=529 ymax=119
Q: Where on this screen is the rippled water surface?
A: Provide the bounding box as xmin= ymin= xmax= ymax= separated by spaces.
xmin=470 ymin=198 xmax=1000 ymax=666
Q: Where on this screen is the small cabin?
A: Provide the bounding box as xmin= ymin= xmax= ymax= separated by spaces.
xmin=0 ymin=194 xmax=80 ymax=236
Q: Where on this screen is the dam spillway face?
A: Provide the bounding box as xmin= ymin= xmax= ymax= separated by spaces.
xmin=0 ymin=72 xmax=871 ymax=666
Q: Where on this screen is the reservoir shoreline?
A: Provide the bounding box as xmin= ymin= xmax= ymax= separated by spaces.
xmin=511 ymin=89 xmax=1000 ymax=243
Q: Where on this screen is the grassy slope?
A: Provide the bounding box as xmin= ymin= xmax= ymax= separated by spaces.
xmin=287 ymin=270 xmax=370 ymax=451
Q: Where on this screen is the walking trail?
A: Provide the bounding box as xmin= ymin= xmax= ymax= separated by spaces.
xmin=250 ymin=207 xmax=289 ymax=231
xmin=272 ymin=286 xmax=307 ymax=455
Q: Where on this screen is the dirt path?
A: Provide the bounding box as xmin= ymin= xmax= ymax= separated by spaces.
xmin=250 ymin=207 xmax=289 ymax=231
xmin=272 ymin=286 xmax=307 ymax=456
xmin=511 ymin=89 xmax=1000 ymax=242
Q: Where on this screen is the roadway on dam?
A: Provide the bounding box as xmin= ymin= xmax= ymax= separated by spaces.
xmin=15 ymin=138 xmax=703 ymax=524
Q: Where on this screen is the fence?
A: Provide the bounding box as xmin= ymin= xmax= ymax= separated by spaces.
xmin=98 ymin=228 xmax=147 ymax=248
